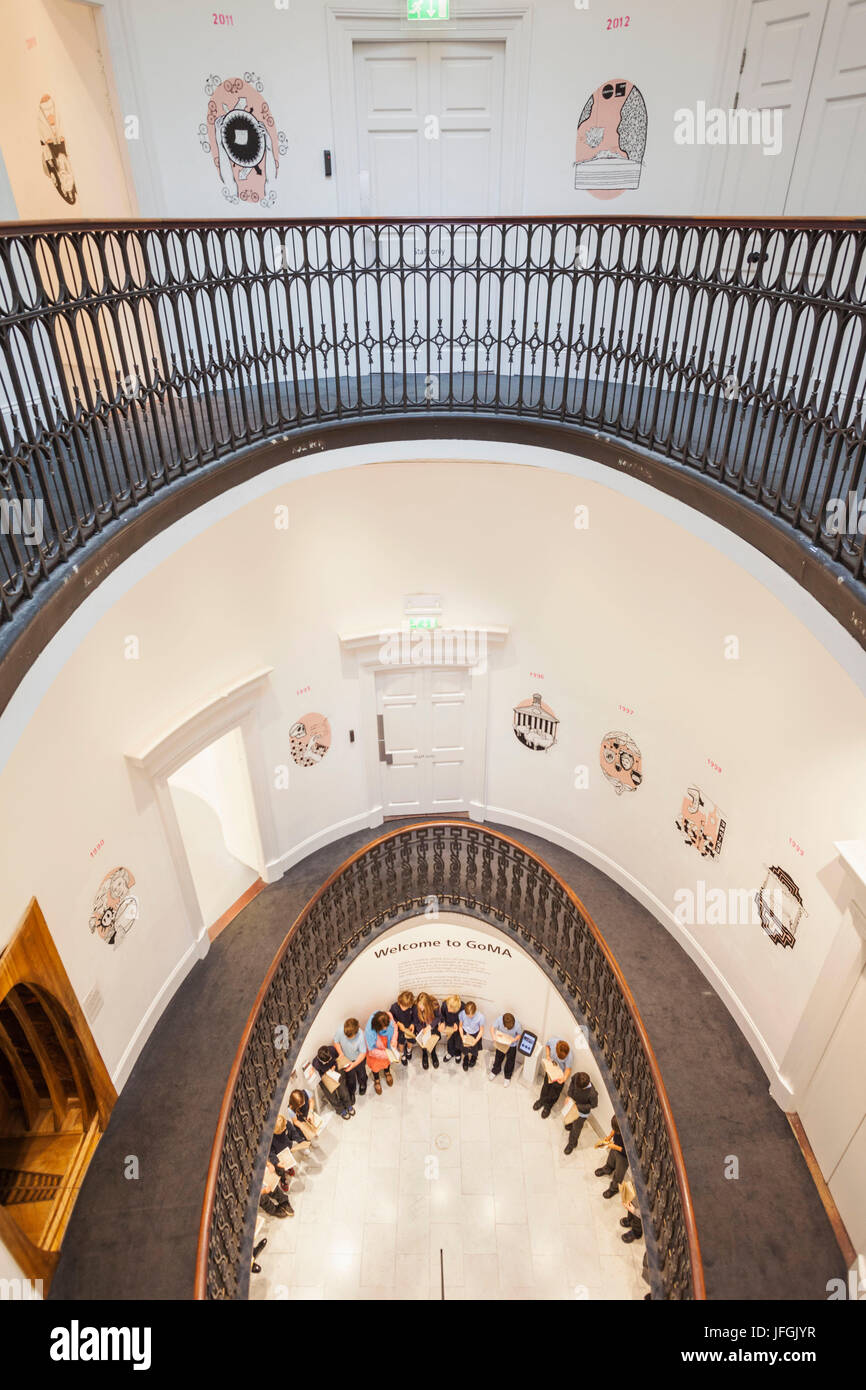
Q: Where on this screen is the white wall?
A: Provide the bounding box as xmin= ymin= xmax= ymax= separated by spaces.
xmin=290 ymin=911 xmax=610 ymax=1111
xmin=0 ymin=0 xmax=135 ymax=221
xmin=0 ymin=445 xmax=864 ymax=1268
xmin=96 ymin=0 xmax=734 ymax=218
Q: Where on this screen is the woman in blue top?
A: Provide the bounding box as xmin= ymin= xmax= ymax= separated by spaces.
xmin=364 ymin=1009 xmax=397 ymax=1095
xmin=533 ymin=1037 xmax=573 ymax=1117
xmin=458 ymin=1000 xmax=485 ymax=1072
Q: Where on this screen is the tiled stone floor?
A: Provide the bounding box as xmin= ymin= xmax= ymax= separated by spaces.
xmin=250 ymin=1049 xmax=647 ymax=1301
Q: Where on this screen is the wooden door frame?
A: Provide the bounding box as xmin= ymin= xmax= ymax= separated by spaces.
xmin=326 ymin=5 xmax=533 ymax=216
xmin=0 ymin=897 xmax=117 ymax=1290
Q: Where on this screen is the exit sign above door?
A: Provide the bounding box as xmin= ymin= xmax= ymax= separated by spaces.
xmin=407 ymin=0 xmax=449 ymax=18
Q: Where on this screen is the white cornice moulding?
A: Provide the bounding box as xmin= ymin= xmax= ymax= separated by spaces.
xmin=127 ymin=668 xmax=274 ymax=780
xmin=835 ymin=841 xmax=866 ymax=934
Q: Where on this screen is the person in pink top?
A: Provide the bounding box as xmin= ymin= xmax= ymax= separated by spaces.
xmin=364 ymin=1010 xmax=397 ymax=1095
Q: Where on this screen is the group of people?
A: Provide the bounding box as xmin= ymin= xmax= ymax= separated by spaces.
xmin=253 ymin=993 xmax=642 ymax=1275
xmin=530 ymin=1036 xmax=643 ymax=1245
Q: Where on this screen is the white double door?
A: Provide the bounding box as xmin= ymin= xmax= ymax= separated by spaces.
xmin=717 ymin=0 xmax=866 ymax=215
xmin=377 ymin=666 xmax=470 ymax=816
xmin=353 ymin=40 xmax=505 ymax=216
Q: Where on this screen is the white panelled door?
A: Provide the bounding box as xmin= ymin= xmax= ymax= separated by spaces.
xmin=353 ymin=41 xmax=505 ymax=216
xmin=376 ymin=666 xmax=470 ymax=815
xmin=786 ymin=0 xmax=866 ymax=214
xmin=717 ymin=0 xmax=829 ymax=216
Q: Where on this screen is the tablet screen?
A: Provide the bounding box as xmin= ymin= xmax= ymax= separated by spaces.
xmin=518 ymin=1029 xmax=537 ymax=1057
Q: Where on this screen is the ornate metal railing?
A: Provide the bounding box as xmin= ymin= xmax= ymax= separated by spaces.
xmin=195 ymin=821 xmax=705 ymax=1302
xmin=1 ymin=215 xmax=865 ymax=653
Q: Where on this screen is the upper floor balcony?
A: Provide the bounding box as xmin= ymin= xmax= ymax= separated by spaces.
xmin=1 ymin=214 xmax=865 ymax=708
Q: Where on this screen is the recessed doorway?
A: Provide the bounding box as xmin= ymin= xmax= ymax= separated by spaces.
xmin=376 ymin=666 xmax=470 ymax=816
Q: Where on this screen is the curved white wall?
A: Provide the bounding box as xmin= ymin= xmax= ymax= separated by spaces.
xmin=1 ymin=441 xmax=865 ymax=1262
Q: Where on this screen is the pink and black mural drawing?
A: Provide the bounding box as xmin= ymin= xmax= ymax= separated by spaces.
xmin=89 ymin=866 xmax=139 ymax=948
xmin=574 ymin=78 xmax=647 ymax=198
xmin=290 ymin=713 xmax=332 ymax=768
xmin=600 ymin=730 xmax=643 ymax=794
xmin=676 ymin=785 xmax=726 ymax=859
xmin=198 ymin=73 xmax=287 ymax=207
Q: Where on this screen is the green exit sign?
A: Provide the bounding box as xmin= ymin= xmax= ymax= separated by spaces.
xmin=409 ymin=615 xmax=440 ymax=629
xmin=407 ymin=0 xmax=449 ymax=18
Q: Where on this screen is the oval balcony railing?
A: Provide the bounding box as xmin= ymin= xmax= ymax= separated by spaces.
xmin=1 ymin=215 xmax=865 ymax=696
xmin=194 ymin=821 xmax=705 ymax=1302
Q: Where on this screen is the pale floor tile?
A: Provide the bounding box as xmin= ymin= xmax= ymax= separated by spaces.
xmin=258 ymin=1063 xmax=642 ymax=1302
xmin=463 ymin=1251 xmax=499 ymax=1293
xmin=460 ymin=1193 xmax=497 ymax=1254
xmin=360 ymin=1224 xmax=396 ymax=1287
xmin=495 ymin=1220 xmax=533 ymax=1272
xmin=493 ymin=1169 xmax=527 ymax=1224
xmin=430 ymin=1222 xmax=464 ymax=1287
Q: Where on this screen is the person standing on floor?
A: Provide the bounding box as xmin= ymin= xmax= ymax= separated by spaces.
xmin=414 ymin=991 xmax=441 ymax=1070
xmin=595 ymin=1116 xmax=628 ymax=1197
xmin=489 ymin=1010 xmax=522 ymax=1086
xmin=439 ymin=994 xmax=463 ymax=1063
xmin=533 ymin=1037 xmax=573 ymax=1117
xmin=364 ymin=1009 xmax=398 ymax=1094
xmin=312 ymin=1043 xmax=355 ymax=1119
xmin=334 ymin=1017 xmax=368 ymax=1104
xmin=458 ymin=1000 xmax=485 ymax=1071
xmin=563 ymin=1070 xmax=599 ymax=1155
xmin=391 ymin=989 xmax=417 ymax=1066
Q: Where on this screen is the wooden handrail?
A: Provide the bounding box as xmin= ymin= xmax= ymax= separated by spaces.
xmin=193 ymin=819 xmax=705 ymax=1300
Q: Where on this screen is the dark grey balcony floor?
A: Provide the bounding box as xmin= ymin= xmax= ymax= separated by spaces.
xmin=49 ymin=817 xmax=845 ymax=1303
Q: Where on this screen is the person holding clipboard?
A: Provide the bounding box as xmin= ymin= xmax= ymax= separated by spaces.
xmin=595 ymin=1116 xmax=628 ymax=1197
xmin=489 ymin=1010 xmax=521 ymax=1085
xmin=312 ymin=1043 xmax=355 ymax=1119
xmin=413 ymin=991 xmax=441 ymax=1070
xmin=391 ymin=990 xmax=417 ymax=1066
xmin=334 ymin=1017 xmax=368 ymax=1103
xmin=364 ymin=1010 xmax=399 ymax=1094
xmin=533 ymin=1037 xmax=573 ymax=1117
xmin=458 ymin=1000 xmax=485 ymax=1071
xmin=439 ymin=994 xmax=463 ymax=1063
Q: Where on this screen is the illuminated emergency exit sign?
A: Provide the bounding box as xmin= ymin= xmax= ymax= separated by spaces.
xmin=407 ymin=0 xmax=449 ymax=18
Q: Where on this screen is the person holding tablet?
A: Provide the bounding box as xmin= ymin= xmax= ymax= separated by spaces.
xmin=364 ymin=1009 xmax=398 ymax=1094
xmin=439 ymin=994 xmax=463 ymax=1062
xmin=334 ymin=1017 xmax=368 ymax=1103
xmin=533 ymin=1037 xmax=573 ymax=1117
xmin=459 ymin=1000 xmax=485 ymax=1071
xmin=489 ymin=1010 xmax=522 ymax=1085
xmin=414 ymin=991 xmax=441 ymax=1070
xmin=391 ymin=989 xmax=417 ymax=1066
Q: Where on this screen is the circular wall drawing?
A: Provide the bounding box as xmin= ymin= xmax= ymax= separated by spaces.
xmin=574 ymin=78 xmax=647 ymax=198
xmin=199 ymin=73 xmax=287 ymax=208
xmin=600 ymin=731 xmax=643 ymax=794
xmin=513 ymin=693 xmax=559 ymax=751
xmin=89 ymin=866 xmax=139 ymax=948
xmin=290 ymin=712 xmax=332 ymax=767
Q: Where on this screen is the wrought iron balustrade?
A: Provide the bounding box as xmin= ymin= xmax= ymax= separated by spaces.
xmin=1 ymin=215 xmax=864 ymax=653
xmin=195 ymin=821 xmax=704 ymax=1302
